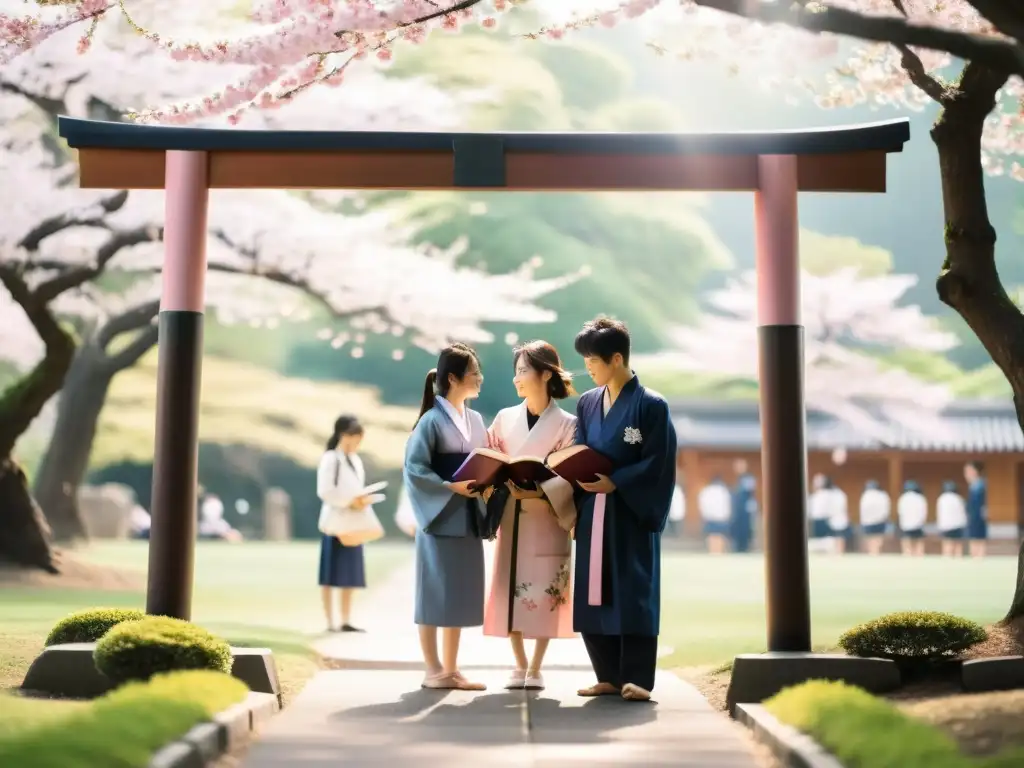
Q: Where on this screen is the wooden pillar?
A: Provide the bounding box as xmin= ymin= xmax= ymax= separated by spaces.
xmin=754 ymin=154 xmax=811 ymax=653
xmin=681 ymin=449 xmax=703 ymax=537
xmin=147 ymin=150 xmax=209 ymax=621
xmin=886 ymin=452 xmax=903 ymax=501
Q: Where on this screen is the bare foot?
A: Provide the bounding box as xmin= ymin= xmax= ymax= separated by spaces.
xmin=621 ymin=683 xmax=651 ymax=701
xmin=577 ymin=682 xmax=620 ymax=697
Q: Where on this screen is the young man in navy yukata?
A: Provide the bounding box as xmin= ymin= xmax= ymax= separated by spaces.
xmin=570 ymin=316 xmax=678 ymax=702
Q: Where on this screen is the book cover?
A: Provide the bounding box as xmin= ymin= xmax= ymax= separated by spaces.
xmin=545 ymin=445 xmax=614 ymax=485
xmin=451 ymin=449 xmax=556 ymax=489
xmin=451 ymin=448 xmax=511 ymax=488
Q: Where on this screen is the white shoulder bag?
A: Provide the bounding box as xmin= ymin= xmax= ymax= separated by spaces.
xmin=317 ymin=454 xmax=385 ymax=547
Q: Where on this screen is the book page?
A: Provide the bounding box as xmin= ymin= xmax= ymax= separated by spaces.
xmin=471 ymin=447 xmax=511 ymax=463
xmin=546 ymin=444 xmax=590 ymax=467
xmin=508 ymin=455 xmax=545 ymax=465
xmin=361 ymin=481 xmax=388 ymax=495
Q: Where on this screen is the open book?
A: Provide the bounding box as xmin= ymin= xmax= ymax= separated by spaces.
xmin=355 ymin=481 xmax=387 ymax=505
xmin=451 ymin=445 xmax=613 ymax=489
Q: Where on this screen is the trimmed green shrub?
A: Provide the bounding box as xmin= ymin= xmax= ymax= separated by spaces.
xmin=45 ymin=608 xmax=146 ymax=646
xmin=0 ymin=670 xmax=248 ymax=768
xmin=93 ymin=616 xmax=233 ymax=685
xmin=838 ymin=611 xmax=987 ymax=663
xmin=765 ymin=680 xmax=970 ymax=768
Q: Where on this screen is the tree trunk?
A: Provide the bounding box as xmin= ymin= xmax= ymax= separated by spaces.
xmin=33 ymin=343 xmax=114 ymax=543
xmin=927 ymin=62 xmax=1024 ymax=621
xmin=0 ymin=458 xmax=58 ymax=572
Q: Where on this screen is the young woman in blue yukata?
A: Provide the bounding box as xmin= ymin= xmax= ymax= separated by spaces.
xmin=316 ymin=414 xmax=370 ymax=633
xmin=964 ymin=461 xmax=988 ymax=558
xmin=569 ymin=316 xmax=678 ymax=702
xmin=404 ymin=342 xmax=490 ymax=691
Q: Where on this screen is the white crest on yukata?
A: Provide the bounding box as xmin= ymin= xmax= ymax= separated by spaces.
xmin=623 ymin=426 xmax=642 ymax=445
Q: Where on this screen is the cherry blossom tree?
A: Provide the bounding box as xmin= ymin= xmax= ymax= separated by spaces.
xmin=0 ymin=95 xmax=581 ymax=564
xmin=635 ymin=268 xmax=958 ymax=440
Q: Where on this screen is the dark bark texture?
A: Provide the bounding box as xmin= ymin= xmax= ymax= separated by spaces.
xmin=33 ymin=345 xmax=116 ymax=542
xmin=925 ymin=62 xmax=1024 ymax=621
xmin=33 ymin=305 xmax=159 ymax=544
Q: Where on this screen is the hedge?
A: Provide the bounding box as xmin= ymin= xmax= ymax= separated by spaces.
xmin=45 ymin=608 xmax=146 ymax=646
xmin=0 ymin=670 xmax=248 ymax=768
xmin=838 ymin=611 xmax=987 ymax=664
xmin=94 ymin=616 xmax=234 ymax=684
xmin=764 ymin=680 xmax=1024 ymax=768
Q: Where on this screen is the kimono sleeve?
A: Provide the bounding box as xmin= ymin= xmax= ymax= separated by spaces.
xmin=316 ymin=452 xmax=359 ymax=508
xmin=610 ymin=395 xmax=678 ymax=532
xmin=403 ymin=414 xmax=458 ymax=533
xmin=540 ymin=414 xmax=579 ymax=533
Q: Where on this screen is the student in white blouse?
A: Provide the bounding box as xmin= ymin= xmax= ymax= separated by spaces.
xmin=897 ymin=480 xmax=928 ymax=556
xmin=698 ymin=476 xmax=731 ymax=554
xmin=826 ymin=481 xmax=850 ymax=555
xmin=936 ymin=480 xmax=967 ymax=557
xmin=858 ymin=480 xmax=891 ymax=556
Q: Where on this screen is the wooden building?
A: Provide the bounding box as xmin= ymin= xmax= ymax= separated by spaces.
xmin=671 ymin=399 xmax=1024 ymax=541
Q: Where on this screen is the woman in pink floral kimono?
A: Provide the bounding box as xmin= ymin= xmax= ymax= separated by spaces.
xmin=484 ymin=340 xmax=578 ymax=692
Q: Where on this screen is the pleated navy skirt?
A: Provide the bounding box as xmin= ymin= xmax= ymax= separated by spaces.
xmin=318 ymin=534 xmax=366 ymax=588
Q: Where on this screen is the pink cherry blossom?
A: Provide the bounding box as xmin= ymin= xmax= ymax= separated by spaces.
xmin=634 ymin=267 xmax=958 ymax=441
xmin=0 ymin=1 xmax=1018 ymax=176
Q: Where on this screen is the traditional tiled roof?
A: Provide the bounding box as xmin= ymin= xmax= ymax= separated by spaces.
xmin=669 ymin=399 xmax=1024 ymax=453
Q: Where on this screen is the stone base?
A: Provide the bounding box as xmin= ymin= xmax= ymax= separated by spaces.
xmin=962 ymin=655 xmax=1024 ymax=692
xmin=229 ymin=647 xmax=281 ymax=700
xmin=20 ymin=643 xmax=280 ymax=700
xmin=725 ymin=652 xmax=901 ymax=716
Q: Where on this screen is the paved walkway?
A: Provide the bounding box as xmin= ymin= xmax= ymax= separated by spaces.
xmin=241 ymin=548 xmax=761 ymax=767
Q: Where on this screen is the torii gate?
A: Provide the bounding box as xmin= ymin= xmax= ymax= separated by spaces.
xmin=57 ymin=115 xmax=910 ymax=656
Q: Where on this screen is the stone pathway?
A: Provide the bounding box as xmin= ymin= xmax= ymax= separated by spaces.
xmin=241 ymin=548 xmax=761 ymax=767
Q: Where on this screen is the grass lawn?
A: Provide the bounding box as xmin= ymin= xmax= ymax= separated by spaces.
xmin=659 ymin=552 xmax=1017 ymax=667
xmin=0 ymin=539 xmax=412 ymax=733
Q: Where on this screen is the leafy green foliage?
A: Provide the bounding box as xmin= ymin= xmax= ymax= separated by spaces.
xmin=766 ymin=679 xmax=1024 ymax=768
xmin=45 ymin=608 xmax=146 ymax=646
xmin=838 ymin=611 xmax=987 ymax=663
xmin=0 ymin=670 xmax=247 ymax=768
xmin=93 ymin=616 xmax=234 ymax=684
xmin=765 ymin=680 xmax=969 ymax=768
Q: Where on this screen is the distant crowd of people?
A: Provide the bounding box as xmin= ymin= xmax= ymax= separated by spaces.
xmin=693 ymin=459 xmax=989 ymax=557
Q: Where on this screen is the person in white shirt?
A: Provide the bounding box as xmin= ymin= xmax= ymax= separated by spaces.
xmin=129 ymin=504 xmax=151 ymax=540
xmin=826 ymin=481 xmax=850 ymax=554
xmin=199 ymin=494 xmax=243 ymax=543
xmin=936 ymin=480 xmax=967 ymax=557
xmin=897 ymin=480 xmax=927 ymax=556
xmin=807 ymin=473 xmax=833 ymax=552
xmin=698 ymin=476 xmax=731 ymax=554
xmin=667 ymin=483 xmax=685 ymax=538
xmin=858 ymin=480 xmax=891 ymax=556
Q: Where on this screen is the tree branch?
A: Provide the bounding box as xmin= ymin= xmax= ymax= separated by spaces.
xmin=103 ymin=323 xmax=159 ymax=373
xmin=690 ymin=0 xmax=1024 ymax=75
xmin=966 ymin=1 xmax=1024 ymax=45
xmin=209 ymin=229 xmax=392 ymax=323
xmin=96 ymin=299 xmax=159 ymax=350
xmin=16 ymin=190 xmax=128 ymax=252
xmin=34 ymin=224 xmax=162 ymax=303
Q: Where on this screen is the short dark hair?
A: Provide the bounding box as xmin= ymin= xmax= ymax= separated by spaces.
xmin=968 ymin=460 xmax=985 ymax=474
xmin=574 ymin=315 xmax=630 ymax=365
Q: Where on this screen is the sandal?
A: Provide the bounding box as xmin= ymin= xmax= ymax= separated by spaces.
xmin=421 ymin=672 xmax=487 ymax=691
xmin=505 ymin=669 xmax=527 ymax=690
